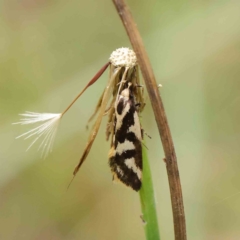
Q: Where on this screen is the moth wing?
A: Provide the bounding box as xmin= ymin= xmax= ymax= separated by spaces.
xmin=109 ymin=89 xmax=143 ymax=191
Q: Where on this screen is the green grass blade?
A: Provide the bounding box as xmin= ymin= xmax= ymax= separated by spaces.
xmin=139 ymin=142 xmax=160 ymax=240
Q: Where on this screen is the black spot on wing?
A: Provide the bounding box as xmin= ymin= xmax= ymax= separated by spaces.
xmin=116 ymin=99 xmax=124 ymax=115
xmin=109 ymin=154 xmax=141 ymax=191
xmin=109 ymin=139 xmax=142 ymax=191
xmin=126 ymin=132 xmax=137 ymax=142
xmin=115 ymin=150 xmax=136 ymax=162
xmin=115 ymin=102 xmax=135 ymax=144
xmin=133 ymin=139 xmax=143 ymax=170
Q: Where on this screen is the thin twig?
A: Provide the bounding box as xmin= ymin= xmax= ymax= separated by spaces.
xmin=112 ymin=1 xmax=187 ymax=239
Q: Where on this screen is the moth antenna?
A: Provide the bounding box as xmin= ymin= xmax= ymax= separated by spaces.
xmin=144 ymin=131 xmax=152 ymax=139
xmin=61 ymin=62 xmax=110 ymax=116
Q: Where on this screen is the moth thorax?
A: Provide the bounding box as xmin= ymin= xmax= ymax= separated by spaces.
xmin=120 ymin=88 xmax=130 ymax=99
xmin=109 ymin=48 xmax=137 ymax=68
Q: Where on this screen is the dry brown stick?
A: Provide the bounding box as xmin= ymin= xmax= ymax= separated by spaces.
xmin=112 ymin=1 xmax=187 ymax=239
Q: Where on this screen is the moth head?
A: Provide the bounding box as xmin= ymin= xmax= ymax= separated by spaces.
xmin=120 ymin=88 xmax=130 ymax=98
xmin=109 ymin=48 xmax=137 ymax=68
xmin=120 ymin=82 xmax=133 ymax=99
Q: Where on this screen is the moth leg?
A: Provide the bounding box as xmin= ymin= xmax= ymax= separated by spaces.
xmin=141 ymin=142 xmax=149 ymax=150
xmin=73 ymin=67 xmax=121 ymax=176
xmin=144 ymin=132 xmax=152 ymax=139
xmin=135 ymin=103 xmax=141 ymax=108
xmin=141 ymin=128 xmax=151 ymax=139
xmin=140 ymin=126 xmax=150 ymax=150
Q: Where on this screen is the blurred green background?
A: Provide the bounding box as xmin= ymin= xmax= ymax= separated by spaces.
xmin=1 ymin=0 xmax=240 ymax=239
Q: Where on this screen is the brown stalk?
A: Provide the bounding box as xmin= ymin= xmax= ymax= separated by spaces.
xmin=112 ymin=1 xmax=187 ymax=239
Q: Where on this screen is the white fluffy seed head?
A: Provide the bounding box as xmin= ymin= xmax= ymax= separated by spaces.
xmin=109 ymin=47 xmax=137 ymax=68
xmin=13 ymin=112 xmax=61 ymax=158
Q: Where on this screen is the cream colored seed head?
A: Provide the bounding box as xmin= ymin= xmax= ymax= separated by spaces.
xmin=109 ymin=47 xmax=137 ymax=68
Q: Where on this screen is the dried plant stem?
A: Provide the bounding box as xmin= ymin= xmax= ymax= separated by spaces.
xmin=112 ymin=1 xmax=187 ymax=240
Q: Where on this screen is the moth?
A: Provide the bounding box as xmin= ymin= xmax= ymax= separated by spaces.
xmin=14 ymin=48 xmax=145 ymax=191
xmin=109 ymin=82 xmax=143 ymax=191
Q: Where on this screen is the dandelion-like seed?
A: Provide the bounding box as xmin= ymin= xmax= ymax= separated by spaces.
xmin=13 ymin=112 xmax=61 ymax=158
xmin=14 ymin=61 xmax=110 ymax=159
